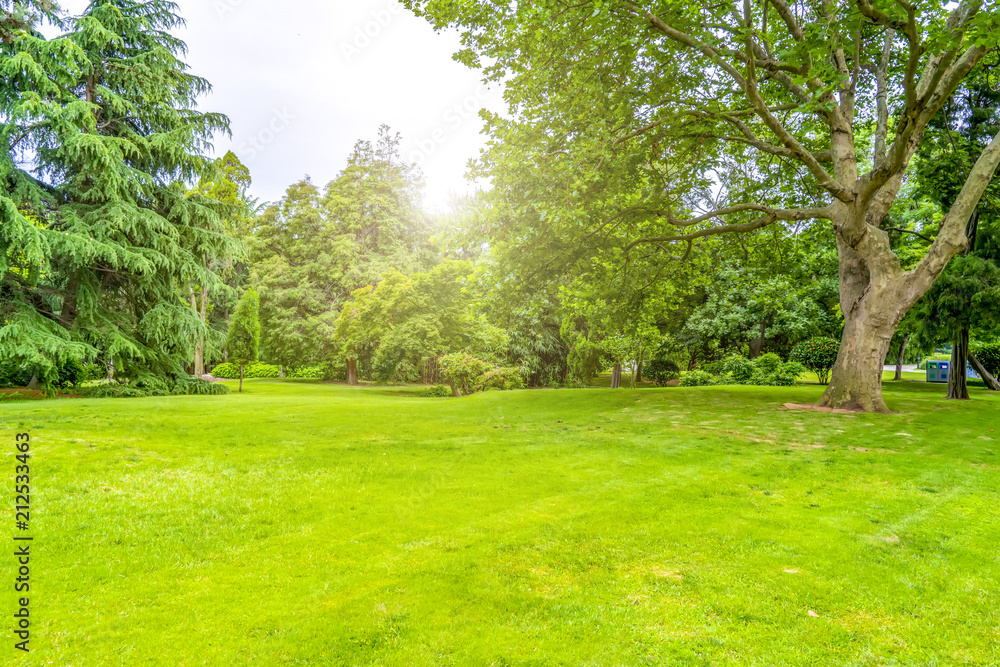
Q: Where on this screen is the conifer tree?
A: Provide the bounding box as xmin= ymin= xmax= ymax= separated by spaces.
xmin=1 ymin=0 xmax=236 ymax=388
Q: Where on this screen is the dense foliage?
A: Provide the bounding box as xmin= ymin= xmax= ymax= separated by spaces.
xmin=790 ymin=338 xmax=841 ymax=385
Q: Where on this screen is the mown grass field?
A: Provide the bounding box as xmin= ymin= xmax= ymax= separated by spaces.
xmin=2 ymin=380 xmax=998 ymax=665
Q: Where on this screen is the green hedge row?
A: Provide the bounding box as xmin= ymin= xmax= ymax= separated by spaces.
xmin=210 ymin=363 xmax=325 ymax=380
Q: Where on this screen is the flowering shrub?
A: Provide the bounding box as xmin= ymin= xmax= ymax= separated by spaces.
xmin=439 ymin=353 xmax=524 ymax=396
xmin=790 ymin=338 xmax=840 ymax=384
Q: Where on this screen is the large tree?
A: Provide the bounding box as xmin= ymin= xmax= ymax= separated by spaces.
xmin=405 ymin=0 xmax=1000 ymax=412
xmin=2 ymin=0 xmax=231 ymax=387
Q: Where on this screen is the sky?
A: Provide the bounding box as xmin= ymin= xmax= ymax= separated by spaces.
xmin=55 ymin=0 xmax=503 ymax=211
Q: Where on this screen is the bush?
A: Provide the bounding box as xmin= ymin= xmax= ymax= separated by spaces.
xmin=790 ymin=337 xmax=840 ymax=384
xmin=646 ymin=359 xmax=681 ymax=386
xmin=439 ymin=354 xmax=524 ymax=396
xmin=245 ymin=363 xmax=281 ymax=379
xmin=288 ymin=365 xmax=324 ymax=380
xmin=171 ymin=378 xmax=230 ymax=396
xmin=680 ymin=370 xmax=717 ymax=387
xmin=478 ymin=366 xmax=526 ymax=392
xmin=754 ymin=353 xmax=783 ymax=375
xmin=722 ymin=356 xmax=755 ymax=384
xmin=79 ymin=377 xmax=229 ymax=398
xmin=419 ymin=385 xmax=453 ymax=398
xmin=701 ymin=360 xmax=725 ymax=376
xmin=439 ymin=354 xmax=494 ymax=395
xmin=210 ymin=363 xmax=239 ymax=379
xmin=210 ymin=362 xmax=280 ymax=379
xmin=971 ymin=341 xmax=1000 ymax=377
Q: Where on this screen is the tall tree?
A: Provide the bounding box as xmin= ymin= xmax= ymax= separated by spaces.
xmin=405 ymin=0 xmax=1000 ymax=412
xmin=2 ymin=0 xmax=231 ymax=387
xmin=254 ymin=127 xmax=436 ymax=372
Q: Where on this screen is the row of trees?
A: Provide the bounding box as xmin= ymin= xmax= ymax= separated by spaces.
xmin=6 ymin=1 xmax=1000 ymax=411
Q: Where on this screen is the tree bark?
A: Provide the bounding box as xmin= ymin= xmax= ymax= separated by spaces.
xmin=449 ymin=381 xmax=462 ymax=397
xmin=820 ymin=292 xmax=898 ymax=413
xmin=194 ymin=287 xmax=207 ymax=377
xmin=748 ymin=321 xmax=766 ymax=359
xmin=239 ymin=365 xmax=244 ymax=393
xmin=611 ymin=363 xmax=622 ymax=389
xmin=279 ymin=365 xmax=285 ymax=379
xmin=948 ymin=327 xmax=971 ymax=400
xmin=346 ymin=358 xmax=359 ymax=385
xmin=27 ymin=372 xmax=41 ymax=391
xmin=970 ymin=355 xmax=1000 ymax=391
xmin=894 ymin=335 xmax=909 ymax=382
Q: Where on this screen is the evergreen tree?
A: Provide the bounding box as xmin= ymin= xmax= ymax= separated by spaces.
xmin=1 ymin=0 xmax=233 ymax=388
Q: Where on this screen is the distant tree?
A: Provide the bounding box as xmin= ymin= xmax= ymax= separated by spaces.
xmin=225 ymin=289 xmax=260 ymax=392
xmin=254 ymin=127 xmax=436 ymax=372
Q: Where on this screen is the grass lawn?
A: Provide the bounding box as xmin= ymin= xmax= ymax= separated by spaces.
xmin=2 ymin=380 xmax=999 ymax=665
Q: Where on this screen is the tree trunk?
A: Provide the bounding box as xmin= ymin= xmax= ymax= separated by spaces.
xmin=611 ymin=363 xmax=622 ymax=389
xmin=748 ymin=321 xmax=766 ymax=359
xmin=948 ymin=327 xmax=970 ymax=400
xmin=106 ymin=357 xmax=115 ymax=382
xmin=346 ymin=358 xmax=359 ymax=385
xmin=970 ymin=355 xmax=1000 ymax=391
xmin=239 ymin=365 xmax=244 ymax=393
xmin=819 ymin=303 xmax=897 ymax=413
xmin=194 ymin=287 xmax=207 ymax=377
xmin=279 ymin=365 xmax=285 ymax=379
xmin=449 ymin=381 xmax=462 ymax=397
xmin=894 ymin=335 xmax=909 ymax=382
xmin=27 ymin=372 xmax=41 ymax=391
xmin=634 ymin=357 xmax=644 ymax=385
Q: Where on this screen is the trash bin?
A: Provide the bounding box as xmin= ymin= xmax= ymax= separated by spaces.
xmin=927 ymin=360 xmax=950 ymax=384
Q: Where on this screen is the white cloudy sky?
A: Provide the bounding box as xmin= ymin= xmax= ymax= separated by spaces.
xmin=55 ymin=0 xmax=502 ymax=211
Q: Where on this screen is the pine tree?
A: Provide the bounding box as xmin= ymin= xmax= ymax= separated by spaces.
xmin=1 ymin=0 xmax=236 ymax=388
xmin=225 ymin=288 xmax=258 ymax=393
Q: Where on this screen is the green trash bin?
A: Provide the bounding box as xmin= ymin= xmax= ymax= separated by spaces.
xmin=927 ymin=360 xmax=951 ymax=384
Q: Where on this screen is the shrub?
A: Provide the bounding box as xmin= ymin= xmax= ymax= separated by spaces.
xmin=210 ymin=362 xmax=280 ymax=379
xmin=439 ymin=354 xmax=524 ymax=396
xmin=0 ymin=363 xmax=32 ymax=388
xmin=701 ymin=360 xmax=725 ymax=376
xmin=79 ymin=377 xmax=229 ymax=398
xmin=210 ymin=363 xmax=239 ymax=379
xmin=722 ymin=356 xmax=755 ymax=384
xmin=754 ymin=353 xmax=783 ymax=375
xmin=680 ymin=370 xmax=717 ymax=387
xmin=646 ymin=359 xmax=681 ymax=386
xmin=245 ymin=363 xmax=281 ymax=379
xmin=790 ymin=337 xmax=840 ymax=384
xmin=171 ymin=378 xmax=230 ymax=396
xmin=971 ymin=341 xmax=1000 ymax=377
xmin=478 ymin=366 xmax=526 ymax=392
xmin=419 ymin=385 xmax=453 ymax=397
xmin=289 ymin=365 xmax=324 ymax=380
xmin=439 ymin=354 xmax=494 ymax=395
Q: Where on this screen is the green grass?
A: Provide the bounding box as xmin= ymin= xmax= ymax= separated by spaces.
xmin=2 ymin=380 xmax=999 ymax=665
